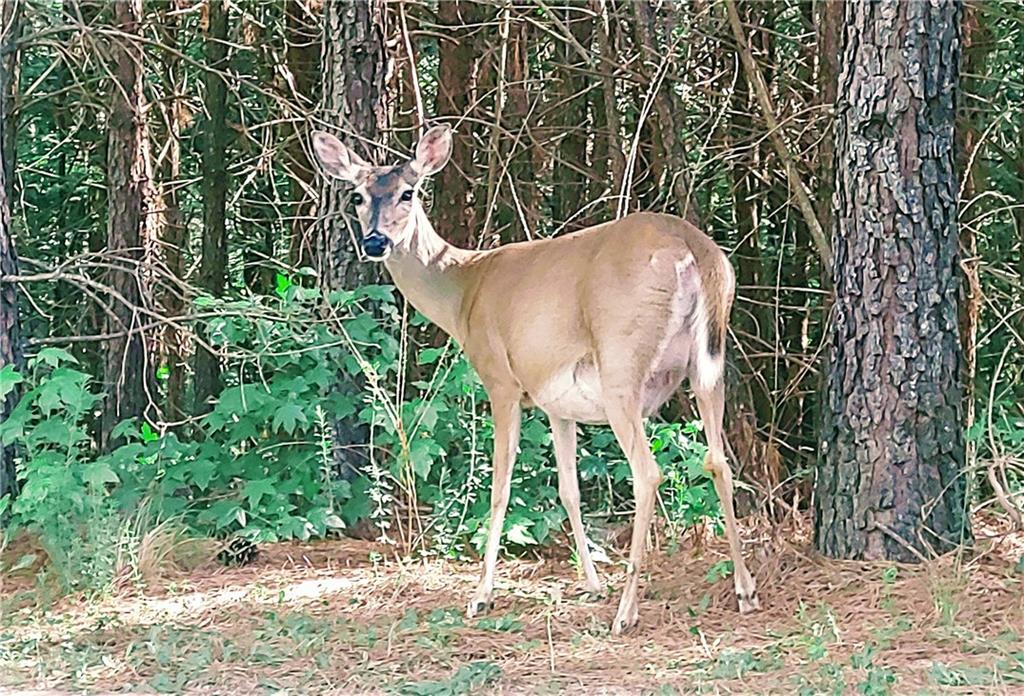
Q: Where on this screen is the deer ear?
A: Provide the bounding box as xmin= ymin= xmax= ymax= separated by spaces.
xmin=412 ymin=125 xmax=453 ymax=177
xmin=312 ymin=131 xmax=368 ymax=183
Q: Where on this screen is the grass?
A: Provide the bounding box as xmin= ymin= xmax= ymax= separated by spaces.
xmin=1 ymin=515 xmax=1022 ymax=694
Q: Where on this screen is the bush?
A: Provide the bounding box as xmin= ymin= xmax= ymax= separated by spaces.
xmin=0 ymin=278 xmax=722 ymax=591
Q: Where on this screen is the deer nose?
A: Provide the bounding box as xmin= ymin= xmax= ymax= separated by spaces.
xmin=363 ymin=231 xmax=392 ymax=260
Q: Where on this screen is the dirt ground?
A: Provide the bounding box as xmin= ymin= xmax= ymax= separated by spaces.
xmin=1 ymin=514 xmax=1023 ymax=695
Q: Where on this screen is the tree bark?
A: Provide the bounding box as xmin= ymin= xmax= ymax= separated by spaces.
xmin=551 ymin=2 xmax=594 ymax=231
xmin=194 ymin=0 xmax=230 ymax=412
xmin=631 ymin=0 xmax=701 ymax=228
xmin=815 ymin=0 xmax=970 ymax=560
xmin=435 ymin=0 xmax=483 ymax=247
xmin=318 ymin=0 xmax=387 ymax=289
xmin=286 ymin=0 xmax=320 ymax=268
xmin=504 ymin=15 xmax=539 ymax=239
xmin=154 ymin=0 xmax=187 ymax=420
xmin=317 ymin=0 xmax=389 ymax=483
xmin=102 ymin=0 xmax=152 ymax=449
xmin=1 ymin=0 xmax=18 ymax=191
xmin=956 ymin=2 xmax=989 ymax=476
xmin=590 ymin=0 xmax=625 ymax=220
xmin=0 ymin=0 xmax=22 ymax=503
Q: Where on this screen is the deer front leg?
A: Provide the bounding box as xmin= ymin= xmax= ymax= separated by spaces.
xmin=551 ymin=417 xmax=603 ymax=593
xmin=467 ymin=396 xmax=522 ymax=618
xmin=694 ymin=379 xmax=760 ymax=613
xmin=605 ymin=399 xmax=662 ymax=635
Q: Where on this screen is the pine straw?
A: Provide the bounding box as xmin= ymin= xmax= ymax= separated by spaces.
xmin=2 ymin=514 xmax=1022 ymax=695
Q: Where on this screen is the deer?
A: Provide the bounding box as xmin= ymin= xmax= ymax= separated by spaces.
xmin=311 ymin=124 xmax=760 ymax=635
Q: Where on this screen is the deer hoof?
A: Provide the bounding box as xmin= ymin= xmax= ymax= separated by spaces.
xmin=737 ymin=589 xmax=761 ymax=614
xmin=466 ymin=595 xmax=493 ymax=619
xmin=611 ymin=600 xmax=639 ymax=636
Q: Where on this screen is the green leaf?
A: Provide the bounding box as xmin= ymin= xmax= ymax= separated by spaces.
xmin=0 ymin=402 xmax=29 ymax=444
xmin=506 ymin=520 xmax=537 ymax=546
xmin=188 ymin=458 xmax=218 ymax=491
xmin=26 ymin=417 xmax=71 ymax=446
xmin=111 ymin=419 xmax=140 ymax=443
xmin=0 ymin=365 xmax=23 ymax=401
xmin=10 ymin=553 xmax=38 ymax=572
xmin=156 ymin=365 xmax=170 ymax=381
xmin=409 ymin=437 xmax=437 ymax=479
xmin=275 ymin=272 xmax=293 ymax=298
xmin=244 ymin=478 xmax=277 ymax=509
xmin=141 ymin=422 xmax=160 ymax=443
xmin=358 ymin=284 xmax=395 ymax=302
xmin=272 ymin=403 xmax=308 ymax=435
xmin=83 ymin=461 xmax=120 ymax=489
xmin=341 ymin=476 xmax=372 ymax=525
xmin=34 ymin=347 xmax=79 ymax=367
xmin=417 ymin=347 xmax=445 ymax=365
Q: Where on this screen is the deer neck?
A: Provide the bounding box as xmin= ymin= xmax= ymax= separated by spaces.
xmin=384 ymin=204 xmax=475 ymax=341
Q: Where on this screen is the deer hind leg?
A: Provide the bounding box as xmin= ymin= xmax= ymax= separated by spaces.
xmin=551 ymin=417 xmax=602 ymax=593
xmin=604 ymin=396 xmax=662 ymax=635
xmin=467 ymin=396 xmax=522 ymax=618
xmin=693 ymin=378 xmax=760 ymax=613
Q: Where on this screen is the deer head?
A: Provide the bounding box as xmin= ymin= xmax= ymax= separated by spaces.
xmin=311 ymin=125 xmax=453 ymax=261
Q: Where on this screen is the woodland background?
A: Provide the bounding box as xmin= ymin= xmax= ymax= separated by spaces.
xmin=0 ymin=0 xmax=1022 ymax=595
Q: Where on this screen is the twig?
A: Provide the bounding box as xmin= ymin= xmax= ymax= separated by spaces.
xmin=398 ymin=0 xmax=425 ymax=134
xmin=724 ymin=0 xmax=832 ymax=271
xmin=872 ymin=519 xmax=929 ymax=563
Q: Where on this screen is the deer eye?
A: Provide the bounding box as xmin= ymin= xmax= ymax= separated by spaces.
xmin=400 ymin=189 xmax=414 ymax=202
xmin=350 ymin=193 xmax=365 ymax=206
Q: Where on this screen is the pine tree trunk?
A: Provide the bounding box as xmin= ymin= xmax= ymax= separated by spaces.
xmin=0 ymin=0 xmax=22 ymax=503
xmin=504 ymin=17 xmax=538 ymax=239
xmin=154 ymin=0 xmax=187 ymax=420
xmin=194 ymin=0 xmax=230 ymax=412
xmin=286 ymin=0 xmax=319 ymax=268
xmin=956 ymin=4 xmax=990 ymax=477
xmin=590 ymin=0 xmax=625 ymax=220
xmin=631 ymin=0 xmax=701 ymax=227
xmin=317 ymin=0 xmax=389 ymax=484
xmin=815 ymin=1 xmax=970 ymax=560
xmin=102 ymin=0 xmax=151 ymax=449
xmin=318 ymin=0 xmax=387 ymax=289
xmin=550 ymin=2 xmax=594 ymax=231
xmin=435 ymin=0 xmax=482 ymax=247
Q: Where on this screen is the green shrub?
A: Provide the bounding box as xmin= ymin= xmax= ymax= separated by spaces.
xmin=0 ymin=277 xmax=723 ymax=589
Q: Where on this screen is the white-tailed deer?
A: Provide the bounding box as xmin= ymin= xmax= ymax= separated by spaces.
xmin=312 ymin=125 xmax=759 ymax=634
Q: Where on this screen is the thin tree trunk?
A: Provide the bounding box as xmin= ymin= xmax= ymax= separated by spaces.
xmin=102 ymin=0 xmax=152 ymax=449
xmin=727 ymin=6 xmax=770 ymax=425
xmin=590 ymin=0 xmax=625 ymax=219
xmin=194 ymin=0 xmax=230 ymax=412
xmin=504 ymin=15 xmax=538 ymax=239
xmin=154 ymin=0 xmax=187 ymax=420
xmin=0 ymin=0 xmax=22 ymax=503
xmin=814 ymin=0 xmax=842 ymax=275
xmin=815 ymin=0 xmax=970 ymax=560
xmin=956 ymin=2 xmax=988 ymax=475
xmin=286 ymin=0 xmax=319 ymax=268
xmin=725 ymin=0 xmax=830 ymax=272
xmin=632 ymin=0 xmax=701 ymax=228
xmin=435 ymin=0 xmax=482 ymax=247
xmin=551 ymin=2 xmax=594 ymax=231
